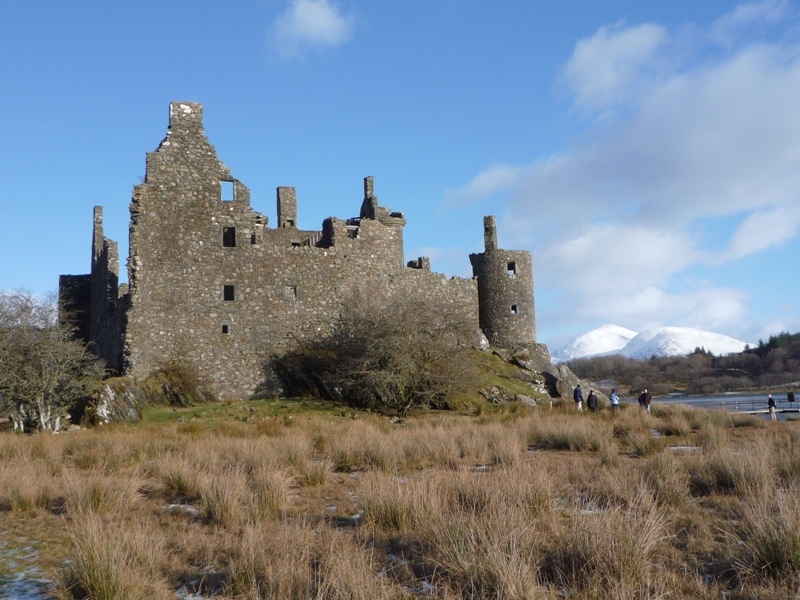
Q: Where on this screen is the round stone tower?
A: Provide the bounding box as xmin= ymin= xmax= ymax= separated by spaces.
xmin=469 ymin=216 xmax=536 ymax=348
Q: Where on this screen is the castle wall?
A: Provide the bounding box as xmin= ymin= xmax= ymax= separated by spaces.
xmin=121 ymin=101 xmax=469 ymax=397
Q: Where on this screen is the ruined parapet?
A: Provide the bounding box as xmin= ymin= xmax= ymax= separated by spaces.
xmin=483 ymin=215 xmax=498 ymax=251
xmin=360 ymin=176 xmax=379 ymax=220
xmin=277 ymin=186 xmax=297 ymax=228
xmin=469 ymin=215 xmax=536 ymax=349
xmin=359 ymin=176 xmax=407 ymax=230
xmin=320 ymin=216 xmax=348 ymax=247
xmin=407 ymin=257 xmax=431 ymax=271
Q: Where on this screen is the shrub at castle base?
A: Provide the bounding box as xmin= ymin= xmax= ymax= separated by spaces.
xmin=59 ymin=102 xmax=545 ymax=397
xmin=272 ymin=291 xmax=480 ymax=416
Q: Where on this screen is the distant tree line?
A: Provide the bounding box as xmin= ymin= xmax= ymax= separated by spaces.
xmin=567 ymin=332 xmax=800 ymax=396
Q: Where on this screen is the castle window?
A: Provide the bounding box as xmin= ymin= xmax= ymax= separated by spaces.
xmin=220 ymin=180 xmax=234 ymax=202
xmin=286 ymin=218 xmax=295 ymax=227
xmin=291 ymin=240 xmax=301 ymax=247
xmin=287 ymin=285 xmax=302 ymax=300
xmin=250 ymin=232 xmax=257 ymax=245
xmin=507 ymin=262 xmax=516 ymax=277
xmin=223 ymin=227 xmax=236 ymax=247
xmin=222 ymin=324 xmax=229 ymax=334
xmin=223 ymin=285 xmax=235 ymax=302
xmin=510 ymin=305 xmax=518 ymax=314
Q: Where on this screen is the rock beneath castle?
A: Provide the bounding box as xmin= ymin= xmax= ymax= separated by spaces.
xmin=473 ymin=331 xmax=491 ymax=350
xmin=541 ymin=364 xmax=581 ymax=399
xmin=510 ymin=343 xmax=553 ymax=373
xmin=85 ymin=378 xmax=145 ymax=425
xmin=480 ymin=386 xmax=512 ymax=404
xmin=515 ymin=394 xmax=537 ymax=407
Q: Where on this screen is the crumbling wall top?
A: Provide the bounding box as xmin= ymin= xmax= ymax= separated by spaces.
xmin=483 ymin=215 xmax=498 ymax=252
xmin=169 ymin=102 xmax=204 ymax=129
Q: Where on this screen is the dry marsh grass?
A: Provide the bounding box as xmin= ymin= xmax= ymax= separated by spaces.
xmin=0 ymin=402 xmax=794 ymax=598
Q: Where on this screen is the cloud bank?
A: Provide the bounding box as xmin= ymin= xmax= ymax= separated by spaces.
xmin=447 ymin=0 xmax=800 ymax=339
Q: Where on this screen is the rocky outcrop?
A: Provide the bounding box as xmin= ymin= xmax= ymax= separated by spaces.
xmin=491 ymin=344 xmax=606 ymax=404
xmin=85 ymin=377 xmax=145 ymax=425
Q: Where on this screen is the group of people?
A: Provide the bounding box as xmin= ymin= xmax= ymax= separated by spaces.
xmin=572 ymin=384 xmax=652 ymax=414
xmin=572 ymin=384 xmax=623 ymax=413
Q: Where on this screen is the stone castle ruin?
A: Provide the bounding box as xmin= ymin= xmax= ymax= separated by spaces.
xmin=60 ymin=102 xmax=546 ymax=397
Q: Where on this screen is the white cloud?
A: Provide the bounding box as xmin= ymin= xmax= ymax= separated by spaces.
xmin=442 ymin=163 xmax=524 ymax=208
xmin=722 ymin=205 xmax=800 ymax=260
xmin=270 ymin=0 xmax=354 ymax=60
xmin=710 ymin=0 xmax=789 ymax=44
xmin=536 ymin=224 xmax=700 ymax=295
xmin=563 ymin=22 xmax=668 ymax=112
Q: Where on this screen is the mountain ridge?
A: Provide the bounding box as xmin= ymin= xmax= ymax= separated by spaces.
xmin=553 ymin=325 xmax=752 ymax=362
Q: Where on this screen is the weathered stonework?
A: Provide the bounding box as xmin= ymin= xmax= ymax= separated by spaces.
xmin=59 ymin=102 xmax=543 ymax=397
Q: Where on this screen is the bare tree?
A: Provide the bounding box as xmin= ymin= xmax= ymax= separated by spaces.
xmin=0 ymin=291 xmax=104 ymax=432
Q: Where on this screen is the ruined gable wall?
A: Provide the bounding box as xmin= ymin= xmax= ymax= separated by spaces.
xmin=125 ymin=102 xmax=258 ymax=383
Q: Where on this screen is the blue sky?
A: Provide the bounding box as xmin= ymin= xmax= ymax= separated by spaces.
xmin=1 ymin=0 xmax=798 ymax=349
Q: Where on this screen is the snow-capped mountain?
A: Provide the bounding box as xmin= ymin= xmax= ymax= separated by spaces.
xmin=617 ymin=327 xmax=750 ymax=360
xmin=553 ymin=325 xmax=751 ymax=362
xmin=551 ymin=324 xmax=638 ymax=362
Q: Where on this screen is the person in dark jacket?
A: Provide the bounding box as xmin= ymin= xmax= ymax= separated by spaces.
xmin=789 ymin=391 xmax=796 ymax=405
xmin=573 ymin=384 xmax=584 ymax=413
xmin=587 ymin=390 xmax=599 ymax=414
xmin=638 ymin=388 xmax=652 ymax=414
xmin=768 ymin=394 xmax=777 ymax=421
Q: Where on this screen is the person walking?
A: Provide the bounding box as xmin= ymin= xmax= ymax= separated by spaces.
xmin=587 ymin=389 xmax=599 ymax=414
xmin=768 ymin=394 xmax=777 ymax=421
xmin=789 ymin=391 xmax=796 ymax=406
xmin=573 ymin=384 xmax=584 ymax=413
xmin=610 ymin=389 xmax=620 ymax=413
xmin=638 ymin=388 xmax=652 ymax=414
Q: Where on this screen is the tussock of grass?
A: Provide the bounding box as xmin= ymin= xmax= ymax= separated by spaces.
xmin=64 ymin=470 xmax=138 ymax=515
xmin=688 ymin=441 xmax=774 ymax=497
xmin=158 ymin=456 xmax=201 ymax=502
xmin=527 ymin=415 xmax=613 ymax=452
xmin=645 ymin=453 xmax=690 ymax=506
xmin=0 ymin=464 xmax=54 ymax=511
xmin=735 ymin=487 xmax=800 ymax=581
xmin=55 ymin=518 xmax=170 ymax=600
xmin=541 ymin=495 xmax=668 ymax=593
xmin=198 ymin=466 xmax=248 ymax=526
